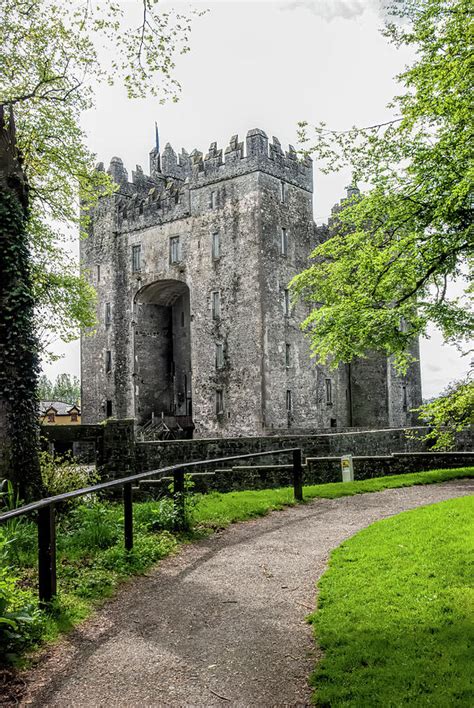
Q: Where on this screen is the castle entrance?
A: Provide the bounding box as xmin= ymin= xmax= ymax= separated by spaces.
xmin=134 ymin=280 xmax=193 ymax=436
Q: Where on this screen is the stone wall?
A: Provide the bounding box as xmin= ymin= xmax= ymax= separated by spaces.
xmin=135 ymin=426 xmax=473 ymax=477
xmin=40 ymin=422 xmax=473 ymax=494
xmin=138 ymin=451 xmax=474 ymax=496
xmin=305 ymin=451 xmax=474 ymax=484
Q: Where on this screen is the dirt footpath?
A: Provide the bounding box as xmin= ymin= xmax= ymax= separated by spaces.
xmin=20 ymin=479 xmax=473 ymax=707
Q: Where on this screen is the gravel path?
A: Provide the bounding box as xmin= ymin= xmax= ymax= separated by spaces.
xmin=22 ymin=479 xmax=473 ymax=708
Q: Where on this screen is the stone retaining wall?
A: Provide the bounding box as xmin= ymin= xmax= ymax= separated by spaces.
xmin=40 ymin=421 xmax=473 ymax=488
xmin=305 ymin=451 xmax=474 ymax=484
xmin=135 ymin=426 xmax=473 ymax=476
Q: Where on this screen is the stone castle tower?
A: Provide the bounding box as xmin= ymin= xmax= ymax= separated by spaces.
xmin=80 ymin=127 xmax=422 ymax=437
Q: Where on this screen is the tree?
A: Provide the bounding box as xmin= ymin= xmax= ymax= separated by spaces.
xmin=0 ymin=0 xmax=199 ymax=498
xmin=292 ymin=0 xmax=473 ymax=377
xmin=416 ymin=373 xmax=474 ymax=449
xmin=38 ymin=374 xmax=81 ymax=404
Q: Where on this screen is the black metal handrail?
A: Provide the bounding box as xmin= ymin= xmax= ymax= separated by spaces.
xmin=0 ymin=448 xmax=304 ymax=606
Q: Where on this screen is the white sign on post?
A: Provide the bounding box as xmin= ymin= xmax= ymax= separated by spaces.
xmin=341 ymin=454 xmax=354 ymax=482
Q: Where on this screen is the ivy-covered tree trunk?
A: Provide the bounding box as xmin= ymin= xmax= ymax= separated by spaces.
xmin=0 ymin=105 xmax=42 ymax=501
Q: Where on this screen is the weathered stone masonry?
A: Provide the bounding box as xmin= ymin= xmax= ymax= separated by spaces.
xmin=81 ymin=127 xmax=422 ymax=437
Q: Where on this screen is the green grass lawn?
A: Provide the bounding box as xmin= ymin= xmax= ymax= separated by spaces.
xmin=1 ymin=466 xmax=472 ymax=665
xmin=309 ymin=495 xmax=474 ymax=707
xmin=194 ymin=466 xmax=474 ymax=527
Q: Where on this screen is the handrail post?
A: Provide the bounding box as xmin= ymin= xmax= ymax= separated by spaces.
xmin=38 ymin=504 xmax=57 ymax=607
xmin=292 ymin=448 xmax=303 ymax=502
xmin=173 ymin=469 xmax=186 ymax=531
xmin=123 ymin=482 xmax=133 ymax=551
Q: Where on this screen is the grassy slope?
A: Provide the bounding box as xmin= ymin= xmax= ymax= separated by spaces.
xmin=309 ymin=495 xmax=474 ymax=707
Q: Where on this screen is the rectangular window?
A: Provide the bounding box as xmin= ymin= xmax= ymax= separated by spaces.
xmin=105 ymin=302 xmax=111 ymax=328
xmin=97 ymin=264 xmax=101 ymax=282
xmin=216 ymin=389 xmax=224 ymax=415
xmin=105 ymin=350 xmax=112 ymax=374
xmin=325 ymin=379 xmax=333 ymax=405
xmin=212 ymin=232 xmax=220 ymax=259
xmin=285 ymin=343 xmax=291 ymax=368
xmin=212 ymin=290 xmax=221 ymax=320
xmin=215 ymin=342 xmax=224 ymax=369
xmin=70 ymin=413 xmax=78 ymax=422
xmin=286 ymin=389 xmax=292 ymax=412
xmin=281 ymin=228 xmax=288 ymax=256
xmin=210 ymin=190 xmax=218 ymax=209
xmin=106 ymin=400 xmax=113 ymax=418
xmin=402 ymin=384 xmax=408 ymax=411
xmin=132 ymin=244 xmax=141 ymax=272
xmin=283 ymin=288 xmax=290 ymax=316
xmin=170 ymin=236 xmax=181 ymax=264
xmin=280 ymin=181 xmax=287 ymax=203
xmin=47 ymin=412 xmax=55 ymax=423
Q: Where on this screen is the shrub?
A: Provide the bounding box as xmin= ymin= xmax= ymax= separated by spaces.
xmin=65 ymin=503 xmax=121 ymax=550
xmin=0 ymin=537 xmax=43 ymax=664
xmin=134 ymin=497 xmax=178 ymax=532
xmin=39 ymin=448 xmax=99 ymax=497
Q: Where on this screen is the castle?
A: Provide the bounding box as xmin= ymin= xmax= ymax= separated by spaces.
xmin=80 ymin=127 xmax=422 ymax=437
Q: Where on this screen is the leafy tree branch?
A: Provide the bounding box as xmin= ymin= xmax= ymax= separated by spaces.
xmin=292 ymin=0 xmax=473 ymax=375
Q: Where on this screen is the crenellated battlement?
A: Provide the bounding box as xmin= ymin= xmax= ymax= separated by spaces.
xmin=104 ymin=127 xmax=312 ymax=195
xmin=114 ymin=178 xmax=190 ymax=233
xmin=92 ymin=128 xmax=313 ymax=232
xmin=183 ymin=129 xmax=313 ymax=192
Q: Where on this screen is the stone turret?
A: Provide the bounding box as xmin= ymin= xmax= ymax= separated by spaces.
xmin=107 ymin=156 xmax=128 ymax=186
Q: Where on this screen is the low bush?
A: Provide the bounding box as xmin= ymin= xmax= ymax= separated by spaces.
xmin=0 ymin=537 xmax=43 ymax=664
xmin=39 ymin=449 xmax=99 ymax=497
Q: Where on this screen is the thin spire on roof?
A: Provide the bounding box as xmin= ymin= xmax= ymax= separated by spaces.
xmin=155 ymin=121 xmax=160 ymax=153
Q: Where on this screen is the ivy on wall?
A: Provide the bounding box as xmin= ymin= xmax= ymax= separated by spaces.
xmin=0 ymin=164 xmax=42 ymax=500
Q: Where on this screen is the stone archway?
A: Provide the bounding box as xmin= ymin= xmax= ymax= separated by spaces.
xmin=134 ymin=280 xmax=192 ymax=428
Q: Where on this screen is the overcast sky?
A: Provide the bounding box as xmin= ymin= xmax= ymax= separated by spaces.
xmin=41 ymin=0 xmax=471 ymax=399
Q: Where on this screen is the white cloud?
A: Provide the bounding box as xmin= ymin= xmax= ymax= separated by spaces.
xmin=279 ymin=0 xmax=368 ymax=21
xmin=278 ymin=0 xmax=397 ymax=22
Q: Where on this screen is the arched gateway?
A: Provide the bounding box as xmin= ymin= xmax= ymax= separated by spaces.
xmin=134 ymin=280 xmax=193 ymax=431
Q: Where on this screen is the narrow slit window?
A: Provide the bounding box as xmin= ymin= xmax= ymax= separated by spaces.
xmin=286 ymin=389 xmax=292 ymax=412
xmin=105 ymin=350 xmax=112 ymax=374
xmin=283 ymin=289 xmax=290 ymax=316
xmin=212 ymin=290 xmax=221 ymax=320
xmin=285 ymin=343 xmax=291 ymax=368
xmin=212 ymin=232 xmax=220 ymax=259
xmin=105 ymin=302 xmax=111 ymax=328
xmin=170 ymin=236 xmax=181 ymax=264
xmin=181 ymin=311 xmax=185 ymax=327
xmin=132 ymin=244 xmax=141 ymax=272
xmin=402 ymin=384 xmax=408 ymax=411
xmin=216 ymin=342 xmax=224 ymax=369
xmin=281 ymin=228 xmax=288 ymax=256
xmin=280 ymin=181 xmax=287 ymax=203
xmin=210 ymin=190 xmax=218 ymax=209
xmin=216 ymin=389 xmax=224 ymax=415
xmin=97 ymin=264 xmax=101 ymax=282
xmin=106 ymin=400 xmax=113 ymax=418
xmin=325 ymin=379 xmax=333 ymax=405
